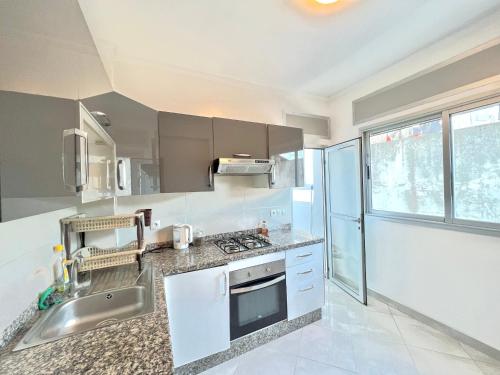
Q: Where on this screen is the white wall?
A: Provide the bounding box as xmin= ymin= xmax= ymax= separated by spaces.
xmin=327 ymin=15 xmax=500 ymax=350
xmin=115 ymin=176 xmax=291 ymax=245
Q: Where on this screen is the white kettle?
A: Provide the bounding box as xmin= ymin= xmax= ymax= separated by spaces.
xmin=173 ymin=224 xmax=193 ymax=250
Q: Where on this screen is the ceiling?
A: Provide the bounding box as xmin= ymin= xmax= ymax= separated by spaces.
xmin=78 ymin=0 xmax=500 ymax=98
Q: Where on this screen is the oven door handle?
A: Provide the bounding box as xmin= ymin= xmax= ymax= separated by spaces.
xmin=230 ymin=275 xmax=285 ymax=295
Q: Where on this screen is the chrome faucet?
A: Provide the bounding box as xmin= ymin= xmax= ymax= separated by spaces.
xmin=67 ymin=252 xmax=89 ymax=297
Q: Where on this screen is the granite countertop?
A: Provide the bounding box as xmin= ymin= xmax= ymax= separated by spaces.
xmin=0 ymin=229 xmax=323 ymax=375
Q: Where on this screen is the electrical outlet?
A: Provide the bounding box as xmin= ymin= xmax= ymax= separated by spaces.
xmin=270 ymin=209 xmax=277 ymax=217
xmin=152 ymin=220 xmax=161 ymax=230
xmin=281 ymin=208 xmax=286 ymax=216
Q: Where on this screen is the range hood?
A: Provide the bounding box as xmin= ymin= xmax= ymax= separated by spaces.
xmin=213 ymin=158 xmax=275 ymax=175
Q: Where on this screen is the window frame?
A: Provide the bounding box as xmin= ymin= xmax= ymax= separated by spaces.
xmin=363 ymin=94 xmax=500 ymax=234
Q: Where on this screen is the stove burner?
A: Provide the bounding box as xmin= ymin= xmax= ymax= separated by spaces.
xmin=214 ymin=234 xmax=271 ymax=254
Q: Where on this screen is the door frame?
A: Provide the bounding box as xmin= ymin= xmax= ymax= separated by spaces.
xmin=323 ymin=137 xmax=367 ymax=304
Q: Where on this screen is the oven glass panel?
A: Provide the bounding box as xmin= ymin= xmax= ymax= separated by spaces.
xmin=230 ymin=274 xmax=287 ymax=340
xmin=237 ymin=284 xmax=280 ymax=326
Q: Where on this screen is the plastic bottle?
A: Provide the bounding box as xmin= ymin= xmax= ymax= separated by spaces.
xmin=259 ymin=220 xmax=269 ymax=237
xmin=52 ymin=244 xmax=66 ymax=292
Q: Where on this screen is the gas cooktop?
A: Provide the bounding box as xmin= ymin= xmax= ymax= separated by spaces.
xmin=214 ymin=234 xmax=272 ymax=254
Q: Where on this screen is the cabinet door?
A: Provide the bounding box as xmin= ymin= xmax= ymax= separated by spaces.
xmin=81 ymin=92 xmax=160 ymax=195
xmin=0 ymin=91 xmax=79 ymax=222
xmin=268 ymin=125 xmax=304 ymax=188
xmin=164 ymin=266 xmax=230 ymax=368
xmin=158 ymin=112 xmax=214 ymax=193
xmin=213 ymin=118 xmax=268 ymax=159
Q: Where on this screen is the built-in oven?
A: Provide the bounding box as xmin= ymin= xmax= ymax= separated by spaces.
xmin=229 ymin=259 xmax=287 ymax=340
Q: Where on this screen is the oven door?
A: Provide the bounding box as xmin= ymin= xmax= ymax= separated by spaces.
xmin=230 ymin=272 xmax=287 ymax=340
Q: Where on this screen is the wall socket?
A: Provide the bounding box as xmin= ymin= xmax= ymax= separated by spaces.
xmin=152 ymin=220 xmax=161 ymax=230
xmin=270 ymin=209 xmax=286 ymax=217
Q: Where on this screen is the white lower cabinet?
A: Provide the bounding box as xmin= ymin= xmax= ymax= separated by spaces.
xmin=286 ymin=243 xmax=325 ymax=320
xmin=164 ymin=265 xmax=230 ymax=368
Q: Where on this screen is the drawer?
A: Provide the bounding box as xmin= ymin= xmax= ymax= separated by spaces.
xmin=286 ymin=260 xmax=323 ymax=286
xmin=286 ymin=243 xmax=323 ymax=268
xmin=286 ymin=274 xmax=324 ymax=320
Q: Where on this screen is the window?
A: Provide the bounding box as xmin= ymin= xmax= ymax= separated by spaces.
xmin=369 ymin=118 xmax=444 ymax=217
xmin=365 ymin=95 xmax=500 ymax=231
xmin=451 ymin=102 xmax=500 ymax=224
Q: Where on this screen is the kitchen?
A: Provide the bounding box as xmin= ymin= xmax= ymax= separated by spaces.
xmin=1 ymin=1 xmax=500 ymax=375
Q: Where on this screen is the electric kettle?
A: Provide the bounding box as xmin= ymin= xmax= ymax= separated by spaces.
xmin=173 ymin=224 xmax=193 ymax=250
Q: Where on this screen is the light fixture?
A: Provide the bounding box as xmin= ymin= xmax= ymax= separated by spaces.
xmin=315 ymin=0 xmax=338 ymax=4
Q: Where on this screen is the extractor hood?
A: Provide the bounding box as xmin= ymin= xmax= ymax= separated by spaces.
xmin=213 ymin=158 xmax=275 ymax=175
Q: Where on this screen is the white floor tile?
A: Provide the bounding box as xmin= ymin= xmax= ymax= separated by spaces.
xmin=394 ymin=315 xmax=469 ymax=358
xmin=409 ymin=347 xmax=483 ymax=375
xmin=234 ymin=347 xmax=297 ymax=375
xmin=475 ymin=361 xmax=500 ymax=375
xmin=299 ymin=324 xmax=357 ymax=372
xmin=295 ymin=357 xmax=356 ymax=375
xmin=360 ymin=310 xmax=404 ymax=344
xmin=365 ymin=297 xmax=391 ymax=315
xmin=461 ymin=343 xmax=500 ymax=367
xmin=201 ymin=358 xmax=239 ymax=375
xmin=260 ymin=328 xmax=303 ymax=356
xmin=352 ymin=337 xmax=418 ymax=375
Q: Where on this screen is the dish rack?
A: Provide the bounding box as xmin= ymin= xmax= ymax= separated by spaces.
xmin=61 ymin=213 xmax=146 ymax=272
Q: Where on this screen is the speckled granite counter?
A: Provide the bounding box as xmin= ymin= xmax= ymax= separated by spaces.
xmin=0 ymin=229 xmax=322 ymax=375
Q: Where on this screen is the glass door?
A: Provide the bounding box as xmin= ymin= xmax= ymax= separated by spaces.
xmin=325 ymin=138 xmax=366 ymax=304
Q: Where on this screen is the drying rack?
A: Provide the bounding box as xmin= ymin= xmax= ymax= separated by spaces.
xmin=61 ymin=213 xmax=146 ymax=272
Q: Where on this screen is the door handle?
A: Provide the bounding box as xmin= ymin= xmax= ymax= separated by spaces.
xmin=233 ymin=153 xmax=251 ymax=158
xmin=230 ymin=275 xmax=285 ymax=295
xmin=297 ymin=252 xmax=313 ymax=258
xmin=62 ymin=128 xmax=88 ymax=193
xmin=351 ymin=218 xmax=361 ymax=224
xmin=208 ymin=163 xmax=213 ymax=188
xmin=117 ymin=159 xmax=125 ymax=190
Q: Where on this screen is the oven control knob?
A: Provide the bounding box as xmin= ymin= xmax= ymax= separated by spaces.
xmin=266 ymin=267 xmax=271 ymax=272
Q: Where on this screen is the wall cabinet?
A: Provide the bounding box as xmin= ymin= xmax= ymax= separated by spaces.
xmin=158 ymin=112 xmax=214 ymax=193
xmin=164 ymin=266 xmax=230 ymax=368
xmin=286 ymin=243 xmax=325 ymax=320
xmin=213 ymin=117 xmax=268 ymax=159
xmin=81 ymin=92 xmax=160 ymax=196
xmin=268 ymin=125 xmax=304 ymax=189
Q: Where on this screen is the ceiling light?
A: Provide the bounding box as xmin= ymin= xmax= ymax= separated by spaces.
xmin=315 ymin=0 xmax=338 ymax=4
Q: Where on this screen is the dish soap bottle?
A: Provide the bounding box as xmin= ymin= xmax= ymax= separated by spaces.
xmin=259 ymin=220 xmax=269 ymax=237
xmin=52 ymin=244 xmax=66 ymax=292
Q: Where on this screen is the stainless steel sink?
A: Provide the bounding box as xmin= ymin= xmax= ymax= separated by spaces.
xmin=14 ymin=262 xmax=154 ymax=351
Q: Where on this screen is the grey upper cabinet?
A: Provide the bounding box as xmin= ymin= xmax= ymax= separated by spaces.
xmin=158 ymin=112 xmax=214 ymax=193
xmin=213 ymin=118 xmax=268 ymax=159
xmin=0 ymin=91 xmax=80 ymax=222
xmin=81 ymin=92 xmax=160 ymax=196
xmin=268 ymin=125 xmax=304 ymax=189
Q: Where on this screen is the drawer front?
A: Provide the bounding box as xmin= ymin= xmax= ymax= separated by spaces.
xmin=287 ymin=260 xmax=323 ymax=286
xmin=286 ymin=243 xmax=323 ymax=268
xmin=286 ymin=274 xmax=324 ymax=320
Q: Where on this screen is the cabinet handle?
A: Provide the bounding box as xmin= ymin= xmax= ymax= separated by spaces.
xmin=233 ymin=153 xmax=251 ymax=158
xmin=220 ymin=271 xmax=227 ymax=296
xmin=106 ymin=159 xmax=112 ymax=190
xmin=62 ymin=128 xmax=88 ymax=193
xmin=270 ymin=164 xmax=276 ymax=186
xmin=297 ymin=252 xmax=313 ymax=258
xmin=297 ymin=269 xmax=313 ymax=275
xmin=208 ymin=163 xmax=213 ymax=188
xmin=299 ymin=285 xmax=314 ymax=292
xmin=117 ymin=159 xmax=125 ymax=190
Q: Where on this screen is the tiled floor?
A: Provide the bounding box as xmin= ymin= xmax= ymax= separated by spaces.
xmin=200 ymin=281 xmax=500 ymax=375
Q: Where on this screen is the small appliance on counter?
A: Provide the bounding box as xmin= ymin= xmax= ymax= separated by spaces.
xmin=173 ymin=224 xmax=193 ymax=250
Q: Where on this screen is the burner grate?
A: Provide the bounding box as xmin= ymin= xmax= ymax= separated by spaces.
xmin=214 ymin=234 xmax=271 ymax=254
